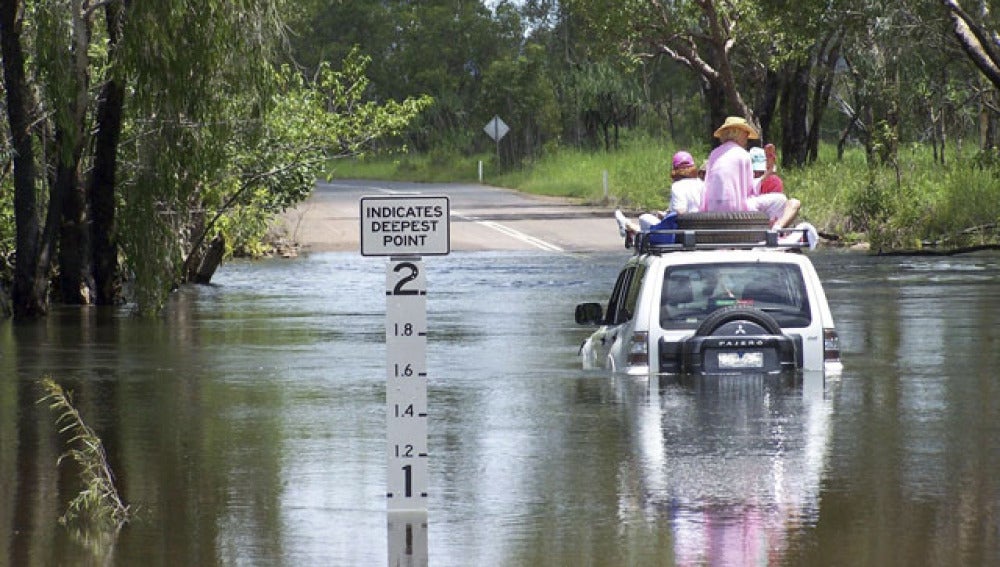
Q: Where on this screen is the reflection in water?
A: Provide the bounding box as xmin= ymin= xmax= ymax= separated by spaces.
xmin=3 ymin=250 xmax=1000 ymax=565
xmin=615 ymin=372 xmax=831 ymax=565
xmin=388 ymin=511 xmax=428 ymax=566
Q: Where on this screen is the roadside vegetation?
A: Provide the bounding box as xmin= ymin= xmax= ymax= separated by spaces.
xmin=334 ymin=136 xmax=1000 ymax=251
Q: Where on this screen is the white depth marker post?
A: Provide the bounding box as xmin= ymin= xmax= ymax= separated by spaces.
xmin=385 ymin=257 xmax=429 ymax=510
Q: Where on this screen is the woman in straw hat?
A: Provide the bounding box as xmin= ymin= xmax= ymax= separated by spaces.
xmin=701 ymin=116 xmax=801 ymax=230
xmin=701 ymin=116 xmax=758 ymax=213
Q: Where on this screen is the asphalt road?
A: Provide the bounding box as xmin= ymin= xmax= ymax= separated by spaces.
xmin=278 ymin=179 xmax=627 ymax=253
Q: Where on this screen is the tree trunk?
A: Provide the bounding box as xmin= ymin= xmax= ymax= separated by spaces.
xmin=757 ymin=69 xmax=781 ymax=144
xmin=943 ymin=0 xmax=1000 ymax=91
xmin=702 ymin=77 xmax=727 ymax=146
xmin=193 ymin=233 xmax=226 ymax=284
xmin=980 ymin=89 xmax=998 ymax=150
xmin=1 ymin=0 xmax=48 ymax=317
xmin=808 ymin=29 xmax=843 ymax=164
xmin=700 ymin=0 xmax=753 ymax=121
xmin=89 ymin=1 xmax=128 ymax=305
xmin=55 ymin=131 xmax=91 ymax=304
xmin=780 ymin=61 xmax=810 ymax=167
xmin=56 ymin=4 xmax=94 ymax=304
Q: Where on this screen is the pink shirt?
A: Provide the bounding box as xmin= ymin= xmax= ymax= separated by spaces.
xmin=701 ymin=141 xmax=754 ymax=212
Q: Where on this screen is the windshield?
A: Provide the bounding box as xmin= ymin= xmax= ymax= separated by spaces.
xmin=659 ymin=262 xmax=812 ymax=330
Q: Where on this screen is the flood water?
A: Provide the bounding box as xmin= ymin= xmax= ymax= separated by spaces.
xmin=3 ymin=249 xmax=1000 ymax=566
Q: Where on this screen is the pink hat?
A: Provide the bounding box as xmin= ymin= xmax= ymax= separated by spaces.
xmin=672 ymin=151 xmax=695 ymax=169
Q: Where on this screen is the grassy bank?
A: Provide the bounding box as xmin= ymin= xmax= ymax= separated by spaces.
xmin=334 ymin=138 xmax=1000 ymax=251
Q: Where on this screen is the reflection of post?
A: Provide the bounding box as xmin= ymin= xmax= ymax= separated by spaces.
xmin=387 ymin=510 xmax=428 ymax=567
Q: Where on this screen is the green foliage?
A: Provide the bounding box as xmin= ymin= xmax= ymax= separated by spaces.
xmin=117 ymin=39 xmax=431 ymax=310
xmin=109 ymin=1 xmax=292 ymax=313
xmin=37 ymin=377 xmax=131 ymax=531
xmin=785 ymin=142 xmax=1000 ymax=249
xmin=214 ymin=52 xmax=432 ymax=257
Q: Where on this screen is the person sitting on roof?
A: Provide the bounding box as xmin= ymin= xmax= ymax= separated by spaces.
xmin=702 ymin=116 xmax=800 ymax=230
xmin=614 ymin=150 xmax=702 ymax=244
xmin=668 ymin=150 xmax=704 ymax=214
xmin=702 ymin=116 xmax=756 ymax=213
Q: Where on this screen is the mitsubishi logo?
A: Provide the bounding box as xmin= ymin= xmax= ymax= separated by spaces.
xmin=734 ymin=324 xmax=747 ymax=335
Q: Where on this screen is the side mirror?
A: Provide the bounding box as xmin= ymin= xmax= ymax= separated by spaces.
xmin=575 ymin=302 xmax=604 ymax=325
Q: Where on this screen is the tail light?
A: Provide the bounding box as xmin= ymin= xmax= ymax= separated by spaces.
xmin=627 ymin=332 xmax=649 ymax=366
xmin=823 ymin=328 xmax=841 ymax=361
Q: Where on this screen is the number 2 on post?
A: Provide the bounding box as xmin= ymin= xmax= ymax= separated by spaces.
xmin=391 ymin=262 xmax=421 ymax=295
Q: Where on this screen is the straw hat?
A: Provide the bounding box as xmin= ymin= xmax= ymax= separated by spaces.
xmin=713 ymin=116 xmax=759 ymax=140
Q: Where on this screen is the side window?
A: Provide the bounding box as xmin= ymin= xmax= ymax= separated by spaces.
xmin=620 ymin=263 xmax=647 ymax=322
xmin=605 ymin=267 xmax=634 ymax=325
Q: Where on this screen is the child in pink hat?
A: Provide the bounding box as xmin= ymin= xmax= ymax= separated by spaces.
xmin=614 ymin=149 xmax=704 ymax=244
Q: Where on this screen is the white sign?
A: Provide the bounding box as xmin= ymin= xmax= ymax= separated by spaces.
xmin=360 ymin=195 xmax=450 ymax=256
xmin=483 ymin=115 xmax=509 ymax=141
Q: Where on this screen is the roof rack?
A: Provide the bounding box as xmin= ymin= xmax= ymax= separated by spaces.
xmin=632 ymin=227 xmax=808 ymax=254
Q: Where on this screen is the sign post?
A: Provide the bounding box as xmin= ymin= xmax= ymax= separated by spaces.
xmin=360 ymin=194 xmax=449 ymax=566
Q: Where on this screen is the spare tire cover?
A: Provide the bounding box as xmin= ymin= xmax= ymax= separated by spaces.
xmin=675 ymin=211 xmax=770 ymax=244
xmin=695 ymin=305 xmax=782 ymax=336
xmin=675 ymin=211 xmax=770 ymax=230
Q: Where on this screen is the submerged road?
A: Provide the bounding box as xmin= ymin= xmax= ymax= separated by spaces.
xmin=279 ymin=179 xmax=627 ymax=253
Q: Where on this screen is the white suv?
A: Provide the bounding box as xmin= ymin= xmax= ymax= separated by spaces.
xmin=576 ymin=226 xmax=842 ymax=375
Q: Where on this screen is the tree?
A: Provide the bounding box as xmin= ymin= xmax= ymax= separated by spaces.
xmin=479 ymin=43 xmax=562 ymax=163
xmin=181 ymin=53 xmax=431 ymax=282
xmin=561 ymin=0 xmax=791 ymax=145
xmin=1 ymin=0 xmax=46 ymax=317
xmin=290 ymin=0 xmax=510 ymax=154
xmin=561 ymin=62 xmax=640 ymax=151
xmin=0 ymin=2 xmax=430 ymax=318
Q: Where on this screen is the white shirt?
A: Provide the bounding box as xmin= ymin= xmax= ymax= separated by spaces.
xmin=670 ymin=177 xmax=705 ymax=214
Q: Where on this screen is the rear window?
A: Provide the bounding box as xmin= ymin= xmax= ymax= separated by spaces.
xmin=659 ymin=262 xmax=811 ymax=330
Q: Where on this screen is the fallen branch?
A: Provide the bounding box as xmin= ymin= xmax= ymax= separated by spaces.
xmin=877 ymin=243 xmax=1000 ymax=257
xmin=37 ymin=377 xmax=131 ymax=530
